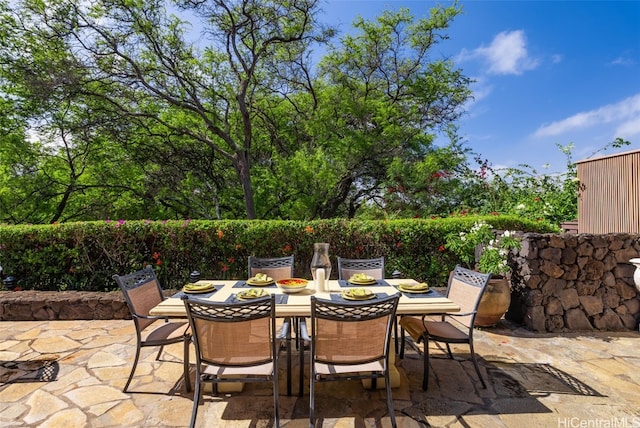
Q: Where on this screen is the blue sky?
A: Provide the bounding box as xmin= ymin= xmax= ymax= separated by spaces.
xmin=321 ymin=0 xmax=640 ymax=173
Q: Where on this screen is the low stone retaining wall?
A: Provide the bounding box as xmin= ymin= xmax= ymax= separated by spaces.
xmin=508 ymin=233 xmax=640 ymax=332
xmin=0 ymin=291 xmax=131 ymax=320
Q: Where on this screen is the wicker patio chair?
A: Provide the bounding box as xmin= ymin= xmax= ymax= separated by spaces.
xmin=399 ymin=265 xmax=491 ymax=390
xmin=113 ymin=267 xmax=191 ymax=393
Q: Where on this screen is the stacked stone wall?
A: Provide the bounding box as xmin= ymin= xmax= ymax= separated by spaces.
xmin=0 ymin=290 xmax=183 ymax=321
xmin=508 ymin=233 xmax=640 ymax=332
xmin=0 ymin=291 xmax=130 ymax=320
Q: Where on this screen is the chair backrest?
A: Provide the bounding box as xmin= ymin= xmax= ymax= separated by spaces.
xmin=310 ymin=294 xmax=399 ymax=365
xmin=336 ymin=257 xmax=385 ymax=280
xmin=113 ymin=267 xmax=164 ymax=331
xmin=248 ymin=255 xmax=294 ymax=281
xmin=445 ymin=265 xmax=492 ymax=328
xmin=183 ymin=295 xmax=276 ymax=367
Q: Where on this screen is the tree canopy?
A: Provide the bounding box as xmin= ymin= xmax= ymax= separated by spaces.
xmin=0 ymin=0 xmax=590 ymax=225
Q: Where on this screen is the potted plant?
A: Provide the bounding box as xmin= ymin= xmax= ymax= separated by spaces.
xmin=444 ymin=221 xmax=521 ymax=326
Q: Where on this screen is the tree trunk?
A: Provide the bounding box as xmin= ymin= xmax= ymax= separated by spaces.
xmin=234 ymin=153 xmax=256 ymax=220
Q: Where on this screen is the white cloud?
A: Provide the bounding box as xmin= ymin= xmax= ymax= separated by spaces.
xmin=458 ymin=30 xmax=539 ymax=75
xmin=615 ymin=115 xmax=640 ymax=138
xmin=610 ymin=56 xmax=635 ymax=66
xmin=470 ymin=76 xmax=493 ymax=103
xmin=534 ymin=93 xmax=640 ymax=137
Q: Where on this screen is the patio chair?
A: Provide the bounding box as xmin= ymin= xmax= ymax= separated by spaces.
xmin=182 ymin=294 xmax=280 ymax=428
xmin=248 ymin=255 xmax=295 ymax=280
xmin=308 ymin=293 xmax=400 ymax=428
xmin=113 ymin=267 xmax=191 ymax=393
xmin=337 ymin=257 xmax=402 ymax=350
xmin=248 ymin=255 xmax=300 ymax=396
xmin=399 ymin=265 xmax=491 ymax=390
xmin=336 ymin=257 xmax=385 ymax=280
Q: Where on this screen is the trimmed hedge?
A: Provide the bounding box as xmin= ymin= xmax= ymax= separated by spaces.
xmin=0 ymin=216 xmax=556 ymax=291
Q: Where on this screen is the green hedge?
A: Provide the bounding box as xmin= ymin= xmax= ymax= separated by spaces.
xmin=0 ymin=216 xmax=556 ymax=291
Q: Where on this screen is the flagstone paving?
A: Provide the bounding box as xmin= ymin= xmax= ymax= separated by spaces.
xmin=1 ymin=319 xmax=639 ymax=427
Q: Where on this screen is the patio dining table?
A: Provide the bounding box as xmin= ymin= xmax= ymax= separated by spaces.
xmin=149 ymin=278 xmax=460 ymax=393
xmin=150 ymin=278 xmax=459 ymax=318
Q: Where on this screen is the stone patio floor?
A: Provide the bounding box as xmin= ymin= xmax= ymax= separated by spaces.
xmin=1 ymin=319 xmax=639 ymax=427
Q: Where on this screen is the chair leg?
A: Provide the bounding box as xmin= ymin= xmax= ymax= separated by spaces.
xmin=155 ymin=345 xmax=164 ymax=360
xmin=189 ymin=375 xmax=202 ymax=428
xmin=469 ymin=341 xmax=486 ymax=389
xmin=183 ymin=336 xmax=191 ymax=393
xmin=273 ymin=371 xmax=281 ymax=428
xmin=123 ymin=343 xmax=141 ymax=392
xmin=445 ymin=343 xmax=454 ymax=359
xmin=309 ymin=373 xmax=315 ymax=428
xmin=393 ymin=316 xmax=399 ymax=355
xmin=298 ymin=326 xmax=305 ymax=397
xmin=286 ymin=319 xmax=292 ymax=396
xmin=297 ymin=316 xmax=311 ymax=397
xmin=384 ymin=370 xmax=397 ymax=428
xmin=422 ymin=336 xmax=430 ymax=391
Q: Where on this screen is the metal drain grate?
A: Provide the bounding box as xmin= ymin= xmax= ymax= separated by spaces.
xmin=0 ymin=358 xmax=60 ymax=384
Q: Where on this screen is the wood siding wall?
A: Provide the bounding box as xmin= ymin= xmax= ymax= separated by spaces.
xmin=577 ymin=150 xmax=640 ymax=233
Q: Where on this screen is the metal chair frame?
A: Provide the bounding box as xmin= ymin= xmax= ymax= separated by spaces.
xmin=248 ymin=255 xmax=295 ymax=279
xmin=399 ymin=265 xmax=491 ymax=390
xmin=336 ymin=257 xmax=385 ymax=280
xmin=113 ymin=267 xmax=191 ymax=393
xmin=337 ymin=256 xmax=403 ymax=350
xmin=308 ymin=293 xmax=400 ymax=428
xmin=183 ymin=294 xmax=280 ymax=428
xmin=248 ymin=255 xmax=301 ymax=396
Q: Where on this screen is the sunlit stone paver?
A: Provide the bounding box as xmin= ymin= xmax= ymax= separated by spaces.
xmin=64 ymin=385 xmax=130 ymax=408
xmin=31 ymin=336 xmax=82 ymax=353
xmin=23 ymin=390 xmax=68 ymax=424
xmin=39 ymin=408 xmax=87 ymax=428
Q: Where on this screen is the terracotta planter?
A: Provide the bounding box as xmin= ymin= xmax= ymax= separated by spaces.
xmin=475 ymin=276 xmax=511 ymax=327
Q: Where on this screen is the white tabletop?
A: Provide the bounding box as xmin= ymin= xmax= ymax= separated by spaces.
xmin=150 ymin=278 xmax=459 ymax=317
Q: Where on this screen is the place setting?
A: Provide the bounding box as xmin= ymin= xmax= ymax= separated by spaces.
xmin=395 ymin=281 xmax=435 ymax=297
xmin=172 ymin=282 xmax=223 ymax=298
xmin=233 ymin=273 xmax=278 ymax=288
xmin=337 ymin=273 xmax=389 ymax=287
xmin=331 ymin=287 xmax=387 ymax=302
xmin=224 ymin=287 xmax=289 ymax=304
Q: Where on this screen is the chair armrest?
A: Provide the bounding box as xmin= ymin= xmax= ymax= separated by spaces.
xmin=443 ymin=311 xmax=476 ymax=318
xmin=133 ymin=314 xmax=170 ymax=322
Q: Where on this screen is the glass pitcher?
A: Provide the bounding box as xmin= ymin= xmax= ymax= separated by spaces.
xmin=310 ymin=243 xmax=332 ymax=288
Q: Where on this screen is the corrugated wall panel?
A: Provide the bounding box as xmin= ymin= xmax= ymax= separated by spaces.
xmin=577 ymin=150 xmax=640 ymax=233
